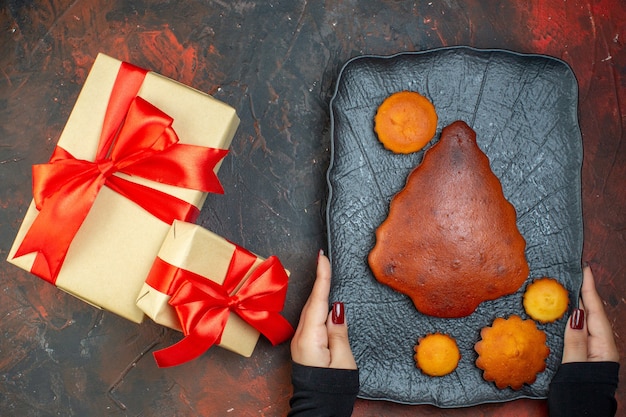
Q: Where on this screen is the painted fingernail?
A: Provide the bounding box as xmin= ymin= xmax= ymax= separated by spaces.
xmin=317 ymin=249 xmax=324 ymax=261
xmin=570 ymin=308 xmax=585 ymax=330
xmin=332 ymin=302 xmax=345 ymax=324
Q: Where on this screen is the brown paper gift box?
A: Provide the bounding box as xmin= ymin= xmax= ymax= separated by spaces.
xmin=7 ymin=53 xmax=240 ymax=323
xmin=136 ymin=220 xmax=291 ymax=357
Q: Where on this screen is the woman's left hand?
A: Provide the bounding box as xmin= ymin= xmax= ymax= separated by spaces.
xmin=290 ymin=252 xmax=357 ymax=370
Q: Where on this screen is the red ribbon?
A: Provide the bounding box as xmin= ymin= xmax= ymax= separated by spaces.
xmin=14 ymin=61 xmax=229 ymax=283
xmin=151 ymin=247 xmax=294 ymax=367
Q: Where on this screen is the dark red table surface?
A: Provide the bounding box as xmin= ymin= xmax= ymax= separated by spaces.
xmin=1 ymin=1 xmax=624 ymax=416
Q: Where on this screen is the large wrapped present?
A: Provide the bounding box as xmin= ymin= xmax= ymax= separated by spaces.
xmin=137 ymin=221 xmax=294 ymax=367
xmin=7 ymin=53 xmax=239 ymax=323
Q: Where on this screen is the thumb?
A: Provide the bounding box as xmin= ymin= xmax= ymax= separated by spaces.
xmin=327 ymin=303 xmax=357 ymax=370
xmin=561 ymin=308 xmax=588 ymax=363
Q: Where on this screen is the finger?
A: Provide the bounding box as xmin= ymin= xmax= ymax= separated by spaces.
xmin=561 ymin=310 xmax=588 ymax=363
xmin=298 ymin=252 xmax=332 ymax=328
xmin=326 ymin=311 xmax=358 ymax=370
xmin=580 ymin=266 xmax=614 ymax=339
xmin=309 ymin=252 xmax=332 ymax=305
xmin=291 ymin=253 xmax=333 ymax=366
xmin=580 ymin=265 xmax=620 ymax=362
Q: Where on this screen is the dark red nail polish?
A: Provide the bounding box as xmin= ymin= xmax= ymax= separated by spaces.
xmin=332 ymin=302 xmax=345 ymax=324
xmin=571 ymin=308 xmax=585 ymax=330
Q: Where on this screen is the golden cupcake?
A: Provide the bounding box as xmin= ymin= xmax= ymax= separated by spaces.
xmin=475 ymin=315 xmax=549 ymax=390
xmin=523 ymin=277 xmax=569 ymax=323
xmin=414 ymin=333 xmax=460 ymax=377
xmin=374 ymin=91 xmax=438 ymax=154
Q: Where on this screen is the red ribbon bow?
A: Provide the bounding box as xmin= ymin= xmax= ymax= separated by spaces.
xmin=152 ymin=246 xmax=294 ymax=367
xmin=14 ymin=61 xmax=229 ymax=282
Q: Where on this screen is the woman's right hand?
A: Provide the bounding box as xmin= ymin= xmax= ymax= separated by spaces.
xmin=561 ymin=265 xmax=619 ymax=363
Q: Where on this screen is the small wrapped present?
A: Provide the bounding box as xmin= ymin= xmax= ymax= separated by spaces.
xmin=7 ymin=53 xmax=239 ymax=323
xmin=137 ymin=221 xmax=294 ymax=367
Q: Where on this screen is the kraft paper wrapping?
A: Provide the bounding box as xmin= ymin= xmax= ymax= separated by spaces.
xmin=7 ymin=53 xmax=240 ymax=323
xmin=137 ymin=221 xmax=286 ymax=357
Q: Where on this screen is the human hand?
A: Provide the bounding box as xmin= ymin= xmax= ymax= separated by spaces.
xmin=561 ymin=265 xmax=619 ymax=363
xmin=290 ymin=251 xmax=357 ymax=370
